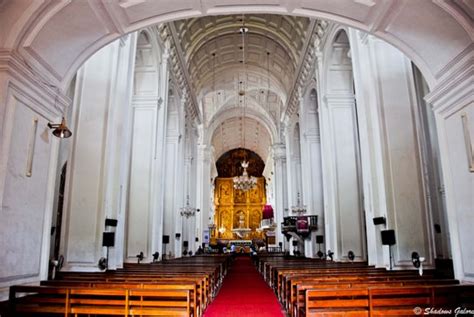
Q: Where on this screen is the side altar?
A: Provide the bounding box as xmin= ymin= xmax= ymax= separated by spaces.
xmin=212 ymin=177 xmax=266 ymax=241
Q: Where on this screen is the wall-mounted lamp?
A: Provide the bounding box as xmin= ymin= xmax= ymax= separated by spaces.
xmin=48 ymin=117 xmax=72 ymax=138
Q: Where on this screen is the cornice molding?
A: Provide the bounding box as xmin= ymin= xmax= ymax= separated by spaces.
xmin=0 ymin=50 xmax=69 ymax=117
xmin=425 ymin=49 xmax=473 ymax=118
xmin=158 ymin=23 xmax=201 ymax=124
xmin=284 ymin=20 xmax=328 ymax=119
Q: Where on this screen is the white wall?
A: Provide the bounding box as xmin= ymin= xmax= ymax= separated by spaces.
xmin=0 ymin=76 xmax=63 ymax=299
xmin=426 ymin=57 xmax=474 ymax=282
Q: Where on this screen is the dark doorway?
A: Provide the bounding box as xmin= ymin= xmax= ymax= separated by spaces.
xmin=48 ymin=162 xmax=67 ymax=279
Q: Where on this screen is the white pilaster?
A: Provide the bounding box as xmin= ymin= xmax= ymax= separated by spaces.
xmin=196 ymin=142 xmax=212 ymax=249
xmin=151 ymin=43 xmax=170 ymax=260
xmin=299 ymin=92 xmax=325 ymax=258
xmin=272 ymin=143 xmax=288 ymax=249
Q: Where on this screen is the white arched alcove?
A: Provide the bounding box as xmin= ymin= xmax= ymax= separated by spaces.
xmin=319 ymin=27 xmax=366 ymax=262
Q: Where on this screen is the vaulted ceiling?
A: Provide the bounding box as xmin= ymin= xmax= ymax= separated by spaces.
xmin=168 ymin=14 xmax=316 ymax=161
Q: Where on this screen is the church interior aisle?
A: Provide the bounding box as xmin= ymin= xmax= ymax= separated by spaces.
xmin=204 ymin=256 xmax=284 ymax=317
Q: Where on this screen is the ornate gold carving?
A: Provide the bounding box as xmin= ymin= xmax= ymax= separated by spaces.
xmin=234 ymin=189 xmax=246 ymax=203
xmin=214 ymin=177 xmax=266 ymax=240
xmin=218 ymin=181 xmax=233 ymax=204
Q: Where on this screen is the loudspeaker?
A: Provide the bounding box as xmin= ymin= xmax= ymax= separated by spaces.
xmin=195 ymin=237 xmax=199 ymax=242
xmin=102 ymin=232 xmax=115 ymax=247
xmin=292 ymin=240 xmax=298 ymax=247
xmin=183 ymin=241 xmax=189 ymax=248
xmin=278 ymin=242 xmax=283 ymax=247
xmin=381 ymin=230 xmax=396 ymax=245
xmin=162 ymin=235 xmax=170 ymax=244
xmin=373 ymin=217 xmax=386 ymax=226
xmin=105 ymin=218 xmax=118 ymax=227
xmin=316 ymin=235 xmax=324 ymax=244
xmin=175 ymin=233 xmax=181 ymax=239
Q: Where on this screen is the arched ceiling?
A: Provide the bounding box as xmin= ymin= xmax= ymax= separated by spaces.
xmin=2 ymin=1 xmax=470 ymax=161
xmin=211 ymin=116 xmax=272 ymax=161
xmin=168 ymin=14 xmax=315 ymax=161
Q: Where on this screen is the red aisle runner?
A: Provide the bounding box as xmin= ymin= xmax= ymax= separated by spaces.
xmin=204 ymin=256 xmax=284 ymax=317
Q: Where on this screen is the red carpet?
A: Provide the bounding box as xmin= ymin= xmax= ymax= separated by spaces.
xmin=204 ymin=256 xmax=284 ymax=317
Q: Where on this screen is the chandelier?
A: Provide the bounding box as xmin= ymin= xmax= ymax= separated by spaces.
xmin=233 ymin=160 xmax=257 ymax=191
xmin=180 ymin=195 xmax=196 ymax=218
xmin=291 ymin=192 xmax=307 ymax=215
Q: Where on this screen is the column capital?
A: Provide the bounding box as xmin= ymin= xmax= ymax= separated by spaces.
xmin=272 ymin=143 xmax=286 ymax=162
xmin=198 ymin=144 xmax=212 ymax=163
xmin=425 ymin=58 xmax=472 ymax=117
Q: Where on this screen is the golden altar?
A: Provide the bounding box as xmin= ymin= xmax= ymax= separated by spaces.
xmin=213 ymin=177 xmax=266 ymax=241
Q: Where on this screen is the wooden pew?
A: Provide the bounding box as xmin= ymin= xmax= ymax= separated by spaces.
xmin=305 ymin=288 xmax=369 ymax=316
xmin=129 ymin=288 xmax=190 ymax=316
xmin=9 ymin=285 xmax=69 ymax=316
xmin=292 ymin=279 xmax=458 ymax=317
xmin=10 ymin=285 xmax=193 ymax=316
xmin=301 ymin=285 xmax=474 ymax=317
xmin=68 ymin=287 xmax=129 ymax=316
xmin=42 ymin=278 xmax=203 ymax=316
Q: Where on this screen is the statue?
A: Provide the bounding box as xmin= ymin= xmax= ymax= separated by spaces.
xmin=238 ymin=212 xmax=245 ymax=228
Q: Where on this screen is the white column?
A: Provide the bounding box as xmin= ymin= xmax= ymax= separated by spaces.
xmin=284 ymin=120 xmax=296 ymax=212
xmin=150 ymin=45 xmax=170 ymax=261
xmin=126 ymin=33 xmax=167 ymax=263
xmin=272 ymin=143 xmax=288 ymax=250
xmin=162 ymin=91 xmax=182 ymax=259
xmin=319 ymin=29 xmax=365 ymax=261
xmin=348 ymin=30 xmax=388 ymax=267
xmin=196 ymin=143 xmax=211 ymax=249
xmin=349 ymin=30 xmax=434 ymax=269
xmin=323 ymin=94 xmax=365 ymax=261
xmin=299 ymin=94 xmax=324 ymax=258
xmin=173 ymin=97 xmax=186 ymax=257
xmin=182 ymin=155 xmax=194 ymax=252
xmin=101 ymin=34 xmax=137 ymax=270
xmin=63 ymin=36 xmax=136 ymax=271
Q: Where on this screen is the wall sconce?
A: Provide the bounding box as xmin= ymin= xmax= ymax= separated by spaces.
xmin=48 ymin=117 xmax=72 ymax=138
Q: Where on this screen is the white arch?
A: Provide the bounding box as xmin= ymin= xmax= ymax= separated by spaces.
xmin=207 ymin=105 xmax=277 ymax=160
xmin=1 ymin=1 xmax=471 ymax=91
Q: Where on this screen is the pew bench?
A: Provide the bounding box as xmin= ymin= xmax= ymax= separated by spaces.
xmin=9 ymin=285 xmax=194 ymax=316
xmin=304 ymin=288 xmax=369 ymax=317
xmin=301 ymin=285 xmax=474 ymax=317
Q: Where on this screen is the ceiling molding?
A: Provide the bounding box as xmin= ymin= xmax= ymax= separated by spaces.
xmin=283 ymin=19 xmax=326 ymax=119
xmin=158 ymin=24 xmax=201 ymax=123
